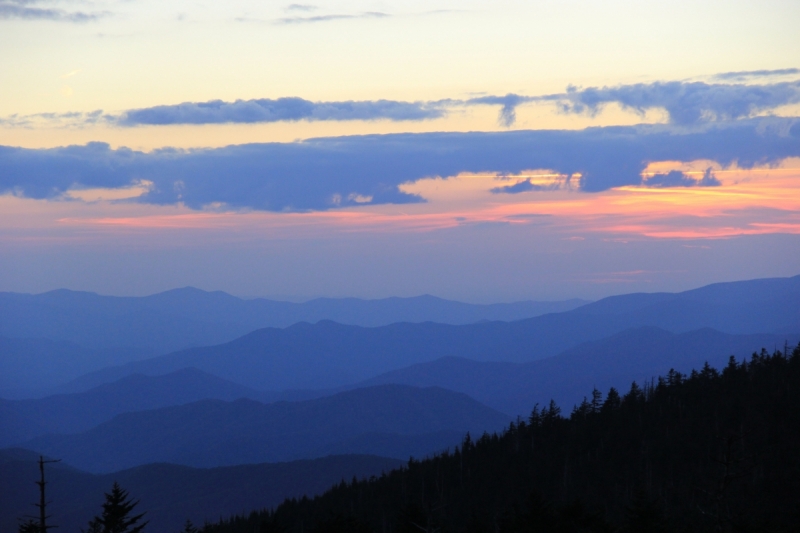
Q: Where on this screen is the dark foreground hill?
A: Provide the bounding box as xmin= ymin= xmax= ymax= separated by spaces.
xmin=206 ymin=344 xmax=800 ymax=533
xmin=0 ymin=368 xmax=263 ymax=446
xmin=70 ymin=275 xmax=800 ymax=392
xmin=25 ymin=385 xmax=511 ymax=472
xmin=0 ymin=449 xmax=402 ymax=532
xmin=356 ymin=327 xmax=800 ymax=415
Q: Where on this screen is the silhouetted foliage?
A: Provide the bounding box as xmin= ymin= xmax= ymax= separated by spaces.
xmin=17 ymin=519 xmax=40 ymax=533
xmin=203 ymin=344 xmax=800 ymax=533
xmin=85 ymin=482 xmax=148 ymax=533
xmin=179 ymin=520 xmax=198 ymax=533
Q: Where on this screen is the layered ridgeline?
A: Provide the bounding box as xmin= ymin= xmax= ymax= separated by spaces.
xmin=2 ymin=275 xmax=797 ymax=398
xmin=0 ymin=369 xmax=265 ymax=445
xmin=3 ymin=329 xmax=797 ymax=448
xmin=206 ymin=346 xmax=800 ymax=533
xmin=0 ymin=289 xmax=586 ymax=349
xmin=61 ymin=275 xmax=800 ymax=394
xmin=0 ymin=449 xmax=402 ymax=533
xmin=21 ymin=385 xmax=511 ymax=472
xmin=0 ymin=289 xmax=585 ymax=396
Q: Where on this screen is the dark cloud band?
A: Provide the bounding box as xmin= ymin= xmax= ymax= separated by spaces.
xmin=1 ymin=118 xmax=797 ymax=212
xmin=6 ymin=76 xmax=799 ymax=128
xmin=560 ymin=80 xmax=800 ymax=125
xmin=713 ymin=68 xmax=800 ymax=81
xmin=119 ymin=98 xmax=446 ymax=126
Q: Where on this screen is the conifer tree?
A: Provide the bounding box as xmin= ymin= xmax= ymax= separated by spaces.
xmin=590 ymin=388 xmax=603 ymax=414
xmin=601 ymin=387 xmax=620 ymax=414
xmin=85 ymin=482 xmax=148 ymax=533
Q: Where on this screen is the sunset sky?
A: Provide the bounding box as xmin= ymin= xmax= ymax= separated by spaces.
xmin=1 ymin=0 xmax=799 ymax=301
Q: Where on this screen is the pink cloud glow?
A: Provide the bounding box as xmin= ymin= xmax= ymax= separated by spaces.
xmin=2 ymin=159 xmax=797 ymax=246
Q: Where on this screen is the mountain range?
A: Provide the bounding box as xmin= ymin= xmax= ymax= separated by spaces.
xmin=0 ymin=289 xmax=586 ymax=396
xmin=67 ymin=275 xmax=800 ymax=393
xmin=1 ymin=275 xmax=799 ymax=531
xmin=0 ymin=288 xmax=585 ymax=352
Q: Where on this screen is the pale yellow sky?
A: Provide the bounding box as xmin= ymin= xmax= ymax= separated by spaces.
xmin=2 ymin=0 xmax=798 ymax=140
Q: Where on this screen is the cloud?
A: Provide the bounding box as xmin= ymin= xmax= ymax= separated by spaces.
xmin=118 ymin=98 xmax=445 ymax=126
xmin=642 ymin=168 xmax=721 ymax=188
xmin=1 ymin=118 xmax=798 ymax=211
xmin=713 ymin=68 xmax=800 ymax=82
xmin=0 ymin=110 xmax=112 ymax=127
xmin=0 ymin=1 xmax=106 ymax=22
xmin=559 ymin=80 xmax=800 ymax=125
xmin=286 ymin=4 xmax=317 ymax=11
xmin=9 ymin=74 xmax=800 ymax=128
xmin=490 ymin=179 xmax=561 ymax=194
xmin=467 ymin=94 xmax=536 ymax=127
xmin=275 ymin=11 xmax=389 ymax=24
xmin=463 ymin=78 xmax=800 ymax=127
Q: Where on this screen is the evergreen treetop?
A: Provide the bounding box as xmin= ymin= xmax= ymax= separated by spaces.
xmin=85 ymin=482 xmax=148 ymax=533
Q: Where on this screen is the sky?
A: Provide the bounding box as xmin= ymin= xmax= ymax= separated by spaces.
xmin=1 ymin=0 xmax=799 ymax=302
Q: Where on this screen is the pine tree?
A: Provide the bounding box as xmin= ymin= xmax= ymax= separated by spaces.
xmin=601 ymin=387 xmax=620 ymax=414
xmin=85 ymin=482 xmax=148 ymax=533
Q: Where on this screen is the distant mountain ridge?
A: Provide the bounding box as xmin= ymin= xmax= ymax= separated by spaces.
xmin=0 ymin=288 xmax=587 ymax=353
xmin=72 ymin=275 xmax=800 ymax=392
xmin=71 ymin=317 xmax=623 ymax=391
xmin=573 ymin=275 xmax=800 ymax=334
xmin=23 ymin=385 xmax=511 ymax=473
xmin=0 ymin=289 xmax=586 ymax=396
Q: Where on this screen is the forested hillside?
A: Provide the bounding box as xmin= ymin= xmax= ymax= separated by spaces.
xmin=206 ymin=344 xmax=800 ymax=533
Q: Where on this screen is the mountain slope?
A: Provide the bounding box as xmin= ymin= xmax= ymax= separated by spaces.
xmin=356 ymin=327 xmax=800 ymax=415
xmin=574 ymin=275 xmax=800 ymax=334
xmin=0 ymin=448 xmax=403 ymax=533
xmin=24 ymin=385 xmax=511 ymax=472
